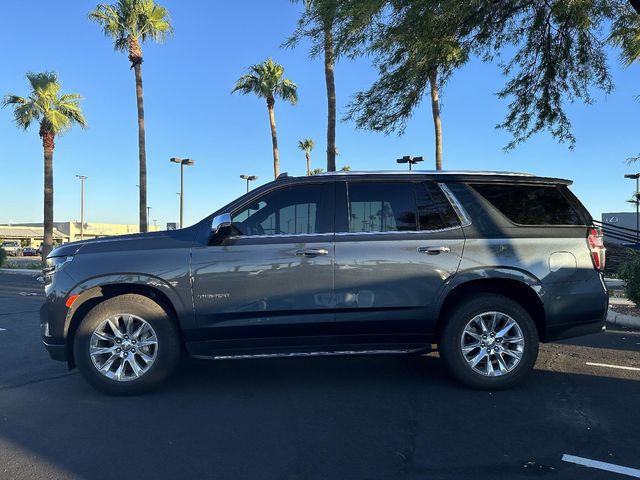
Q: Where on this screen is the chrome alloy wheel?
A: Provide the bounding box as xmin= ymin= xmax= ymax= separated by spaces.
xmin=89 ymin=314 xmax=158 ymax=382
xmin=460 ymin=311 xmax=525 ymax=377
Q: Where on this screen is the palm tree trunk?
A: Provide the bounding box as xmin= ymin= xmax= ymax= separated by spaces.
xmin=267 ymin=100 xmax=279 ymax=179
xmin=133 ymin=62 xmax=148 ymax=233
xmin=42 ymin=133 xmax=55 ymax=264
xmin=429 ymin=69 xmax=443 ymax=170
xmin=306 ymin=152 xmax=311 ymax=176
xmin=323 ymin=21 xmax=337 ymax=173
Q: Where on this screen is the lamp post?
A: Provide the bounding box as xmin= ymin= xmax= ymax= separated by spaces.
xmin=625 ymin=173 xmax=640 ymax=244
xmin=146 ymin=206 xmax=152 ymax=226
xmin=170 ymin=157 xmax=195 ymax=228
xmin=75 ymin=175 xmax=87 ymax=240
xmin=240 ymin=174 xmax=258 ymax=193
xmin=396 ymin=155 xmax=424 ymax=171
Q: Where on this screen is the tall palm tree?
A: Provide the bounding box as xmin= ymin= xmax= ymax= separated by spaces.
xmin=232 ymin=58 xmax=298 ymax=179
xmin=3 ymin=72 xmax=87 ymax=262
xmin=611 ymin=10 xmax=640 ymax=163
xmin=298 ymin=138 xmax=314 ymax=175
xmin=89 ymin=0 xmax=172 ymax=233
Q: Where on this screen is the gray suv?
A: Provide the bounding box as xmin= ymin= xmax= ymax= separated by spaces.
xmin=40 ymin=171 xmax=608 ymax=395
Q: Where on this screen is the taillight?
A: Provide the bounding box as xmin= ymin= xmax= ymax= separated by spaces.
xmin=587 ymin=227 xmax=605 ymax=271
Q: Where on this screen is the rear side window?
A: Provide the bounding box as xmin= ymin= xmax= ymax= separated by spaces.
xmin=469 ymin=183 xmax=583 ymax=225
xmin=348 ymin=183 xmax=416 ymax=232
xmin=346 ymin=182 xmax=460 ymax=233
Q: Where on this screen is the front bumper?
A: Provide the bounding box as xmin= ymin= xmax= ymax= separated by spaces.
xmin=40 ymin=269 xmax=77 ymax=362
xmin=42 ymin=340 xmax=67 ymax=362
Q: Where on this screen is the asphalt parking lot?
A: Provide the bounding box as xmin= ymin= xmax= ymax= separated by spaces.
xmin=0 ymin=272 xmax=639 ymax=480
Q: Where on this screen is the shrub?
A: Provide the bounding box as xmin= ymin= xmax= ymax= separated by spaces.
xmin=619 ymin=255 xmax=640 ymax=304
xmin=0 ymin=248 xmax=6 ymax=268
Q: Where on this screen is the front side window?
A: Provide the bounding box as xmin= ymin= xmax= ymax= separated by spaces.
xmin=232 ymin=184 xmax=325 ymax=236
xmin=348 ymin=182 xmax=417 ymax=233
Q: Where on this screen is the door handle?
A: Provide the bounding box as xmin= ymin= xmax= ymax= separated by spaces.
xmin=418 ymin=246 xmax=450 ymax=255
xmin=295 ymin=248 xmax=329 ymax=257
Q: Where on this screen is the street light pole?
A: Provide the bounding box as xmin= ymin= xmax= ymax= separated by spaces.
xmin=240 ymin=174 xmax=258 ymax=193
xmin=76 ymin=175 xmax=87 ymax=240
xmin=396 ymin=155 xmax=424 ymax=171
xmin=147 ymin=206 xmax=152 ymax=226
xmin=624 ymin=173 xmax=640 ymax=245
xmin=170 ymin=157 xmax=195 ymax=228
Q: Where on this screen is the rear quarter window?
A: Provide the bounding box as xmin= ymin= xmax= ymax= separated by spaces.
xmin=469 ymin=183 xmax=585 ymax=226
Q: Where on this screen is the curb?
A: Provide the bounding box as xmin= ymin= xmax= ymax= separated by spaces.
xmin=0 ymin=268 xmax=41 ymax=276
xmin=607 ymin=309 xmax=640 ymax=329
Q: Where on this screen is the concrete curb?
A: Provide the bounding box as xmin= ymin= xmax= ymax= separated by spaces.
xmin=607 ymin=309 xmax=640 ymax=329
xmin=0 ymin=268 xmax=40 ymax=276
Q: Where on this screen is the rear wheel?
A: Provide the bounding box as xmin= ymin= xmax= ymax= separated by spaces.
xmin=73 ymin=294 xmax=181 ymax=395
xmin=438 ymin=294 xmax=539 ymax=390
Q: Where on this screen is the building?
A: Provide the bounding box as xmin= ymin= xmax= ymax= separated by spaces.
xmin=601 ymin=212 xmax=639 ymax=246
xmin=1 ymin=222 xmax=160 ymax=248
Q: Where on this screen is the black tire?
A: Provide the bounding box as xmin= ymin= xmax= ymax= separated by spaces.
xmin=73 ymin=294 xmax=182 ymax=395
xmin=438 ymin=294 xmax=539 ymax=390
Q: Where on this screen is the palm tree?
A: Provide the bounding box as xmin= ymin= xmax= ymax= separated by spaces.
xmin=611 ymin=11 xmax=640 ymax=164
xmin=232 ymin=58 xmax=298 ymax=179
xmin=89 ymin=0 xmax=172 ymax=233
xmin=3 ymin=72 xmax=87 ymax=262
xmin=298 ymin=138 xmax=315 ymax=175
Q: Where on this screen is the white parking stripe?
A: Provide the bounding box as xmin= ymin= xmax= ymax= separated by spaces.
xmin=586 ymin=362 xmax=640 ymax=372
xmin=0 ymin=327 xmax=6 ymax=332
xmin=562 ymin=454 xmax=640 ymax=478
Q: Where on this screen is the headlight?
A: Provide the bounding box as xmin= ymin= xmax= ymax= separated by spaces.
xmin=43 ymin=256 xmax=74 ymax=276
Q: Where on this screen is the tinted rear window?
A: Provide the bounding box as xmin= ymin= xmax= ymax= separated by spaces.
xmin=469 ymin=183 xmax=584 ymax=225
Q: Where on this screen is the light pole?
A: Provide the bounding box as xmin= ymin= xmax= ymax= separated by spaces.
xmin=240 ymin=174 xmax=258 ymax=193
xmin=625 ymin=173 xmax=640 ymax=244
xmin=396 ymin=155 xmax=424 ymax=171
xmin=170 ymin=157 xmax=195 ymax=228
xmin=76 ymin=175 xmax=88 ymax=240
xmin=147 ymin=206 xmax=152 ymax=227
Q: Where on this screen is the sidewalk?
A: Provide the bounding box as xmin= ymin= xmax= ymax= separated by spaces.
xmin=608 ymin=297 xmax=640 ymax=329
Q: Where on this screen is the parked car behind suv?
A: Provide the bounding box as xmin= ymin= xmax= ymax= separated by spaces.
xmin=1 ymin=241 xmax=22 ymax=256
xmin=40 ymin=171 xmax=607 ymax=395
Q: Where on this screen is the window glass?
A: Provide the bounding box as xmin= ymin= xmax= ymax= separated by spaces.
xmin=348 ymin=182 xmax=416 ymax=232
xmin=469 ymin=183 xmax=583 ymax=225
xmin=232 ymin=185 xmax=324 ymax=235
xmin=416 ymin=183 xmax=460 ymax=230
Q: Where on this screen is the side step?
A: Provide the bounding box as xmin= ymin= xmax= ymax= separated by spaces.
xmin=192 ymin=347 xmax=428 ymax=361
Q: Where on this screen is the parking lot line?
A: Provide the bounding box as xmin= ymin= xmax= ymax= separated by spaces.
xmin=562 ymin=454 xmax=640 ymax=478
xmin=0 ymin=328 xmax=5 ymax=332
xmin=585 ymin=362 xmax=640 ymax=372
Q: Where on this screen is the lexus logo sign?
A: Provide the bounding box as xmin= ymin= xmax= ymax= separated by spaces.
xmin=605 ymin=216 xmax=620 ymax=223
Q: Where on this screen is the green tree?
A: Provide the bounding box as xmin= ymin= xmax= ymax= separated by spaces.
xmin=340 ymin=165 xmax=351 ymax=171
xmin=611 ymin=6 xmax=640 ymax=163
xmin=344 ymin=1 xmax=470 ymax=170
xmin=298 ymin=138 xmax=315 ymax=176
xmin=310 ymin=168 xmax=325 ymax=175
xmin=232 ymin=58 xmax=298 ymax=179
xmin=3 ymin=72 xmax=87 ymax=261
xmin=89 ymin=0 xmax=172 ymax=233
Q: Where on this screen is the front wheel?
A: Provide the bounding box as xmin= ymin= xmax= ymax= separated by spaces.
xmin=438 ymin=294 xmax=539 ymax=390
xmin=73 ymin=294 xmax=182 ymax=395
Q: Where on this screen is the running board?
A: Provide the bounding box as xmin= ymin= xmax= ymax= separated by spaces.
xmin=192 ymin=348 xmax=428 ymax=361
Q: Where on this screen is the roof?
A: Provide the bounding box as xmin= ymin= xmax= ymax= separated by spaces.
xmin=277 ymin=170 xmax=572 ymax=185
xmin=0 ymin=226 xmax=68 ymax=239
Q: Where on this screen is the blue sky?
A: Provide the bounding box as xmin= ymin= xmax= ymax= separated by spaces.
xmin=1 ymin=1 xmax=639 ymax=229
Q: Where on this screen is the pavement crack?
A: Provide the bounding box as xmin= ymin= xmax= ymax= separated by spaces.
xmin=0 ymin=372 xmax=78 ymax=391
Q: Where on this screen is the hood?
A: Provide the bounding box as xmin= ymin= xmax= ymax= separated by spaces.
xmin=48 ymin=225 xmax=202 ymax=258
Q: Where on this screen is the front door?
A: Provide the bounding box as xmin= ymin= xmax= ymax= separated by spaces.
xmin=190 ymin=182 xmax=335 ymax=351
xmin=333 ymin=180 xmax=465 ymax=340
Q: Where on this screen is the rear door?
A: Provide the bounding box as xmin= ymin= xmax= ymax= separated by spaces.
xmin=333 ymin=180 xmax=465 ymax=338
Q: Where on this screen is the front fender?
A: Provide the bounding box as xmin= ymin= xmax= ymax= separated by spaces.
xmin=63 ymin=273 xmax=195 ymax=337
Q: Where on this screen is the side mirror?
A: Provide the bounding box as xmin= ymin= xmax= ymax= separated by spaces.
xmin=211 ymin=213 xmax=232 ymax=234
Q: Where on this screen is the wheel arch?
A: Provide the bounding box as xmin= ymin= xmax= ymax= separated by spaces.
xmin=436 ymin=273 xmax=547 ymax=342
xmin=64 ymin=279 xmax=187 ymax=369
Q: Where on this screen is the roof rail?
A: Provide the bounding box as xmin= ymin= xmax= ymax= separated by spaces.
xmin=276 ymin=172 xmax=289 ymax=180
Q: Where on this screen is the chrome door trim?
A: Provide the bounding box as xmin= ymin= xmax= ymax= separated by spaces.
xmin=438 ymin=183 xmax=472 ymax=227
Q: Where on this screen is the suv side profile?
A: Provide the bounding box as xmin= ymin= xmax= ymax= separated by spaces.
xmin=40 ymin=171 xmax=608 ymax=395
